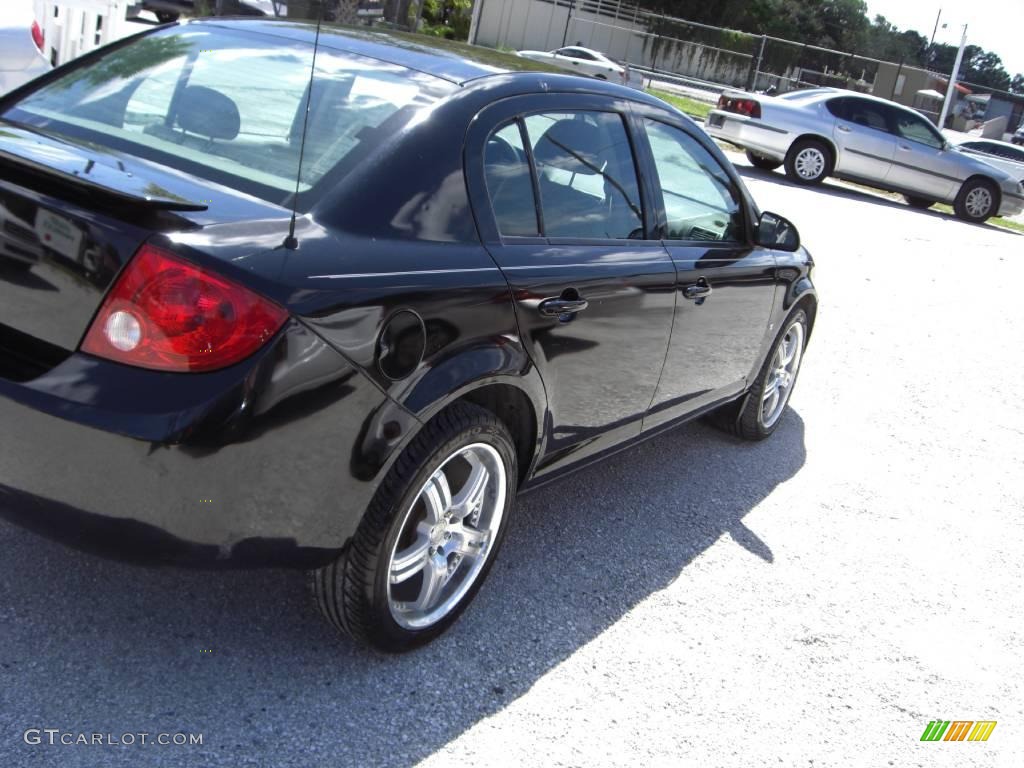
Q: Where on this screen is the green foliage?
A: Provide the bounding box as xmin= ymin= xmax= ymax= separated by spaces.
xmin=417 ymin=0 xmax=471 ymax=40
xmin=639 ymin=0 xmax=1020 ymax=91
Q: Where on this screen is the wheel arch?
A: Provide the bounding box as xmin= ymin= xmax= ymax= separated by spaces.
xmin=960 ymin=174 xmax=1002 ymax=208
xmin=789 ymin=133 xmax=837 ymax=164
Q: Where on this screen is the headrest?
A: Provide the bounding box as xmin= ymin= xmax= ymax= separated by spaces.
xmin=532 ymin=119 xmax=604 ymax=175
xmin=176 ymin=86 xmax=240 ymax=141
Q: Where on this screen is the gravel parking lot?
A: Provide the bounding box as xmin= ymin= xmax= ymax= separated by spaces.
xmin=2 ymin=152 xmax=1022 ymax=768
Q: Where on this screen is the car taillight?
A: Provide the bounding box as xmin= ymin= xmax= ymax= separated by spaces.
xmin=31 ymin=20 xmax=44 ymax=52
xmin=717 ymin=95 xmax=761 ymax=119
xmin=81 ymin=244 xmax=287 ymax=372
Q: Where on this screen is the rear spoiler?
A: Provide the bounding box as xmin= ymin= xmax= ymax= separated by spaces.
xmin=0 ymin=149 xmax=209 ymax=212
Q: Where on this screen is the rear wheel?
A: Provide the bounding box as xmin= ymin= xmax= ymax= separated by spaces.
xmin=309 ymin=403 xmax=517 ymax=652
xmin=904 ymin=195 xmax=936 ymax=210
xmin=784 ymin=139 xmax=831 ymax=186
xmin=953 ymin=178 xmax=998 ymax=223
xmin=746 ymin=151 xmax=782 ymax=171
xmin=707 ymin=308 xmax=808 ymax=440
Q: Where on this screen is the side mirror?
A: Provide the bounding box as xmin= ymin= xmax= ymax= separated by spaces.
xmin=755 ymin=211 xmax=800 ymax=252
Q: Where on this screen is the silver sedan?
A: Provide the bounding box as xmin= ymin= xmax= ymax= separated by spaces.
xmin=704 ymin=88 xmax=1024 ymax=223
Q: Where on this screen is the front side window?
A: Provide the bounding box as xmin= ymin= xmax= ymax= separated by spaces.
xmin=893 ymin=110 xmax=944 ymax=149
xmin=644 ymin=119 xmax=744 ymax=242
xmin=522 ymin=111 xmax=643 ymax=239
xmin=2 ymin=26 xmax=453 ymax=209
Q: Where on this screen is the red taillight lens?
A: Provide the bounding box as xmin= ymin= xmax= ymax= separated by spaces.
xmin=81 ymin=245 xmax=288 ymax=372
xmin=719 ymin=96 xmax=761 ymax=119
xmin=31 ymin=20 xmax=44 ymax=52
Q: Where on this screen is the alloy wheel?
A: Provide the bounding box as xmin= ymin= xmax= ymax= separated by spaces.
xmin=760 ymin=320 xmax=805 ymax=428
xmin=964 ymin=186 xmax=993 ymax=218
xmin=387 ymin=443 xmax=507 ymax=630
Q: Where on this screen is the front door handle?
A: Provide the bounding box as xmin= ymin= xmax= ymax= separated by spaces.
xmin=539 ymin=295 xmax=588 ymax=318
xmin=837 ymin=124 xmax=852 ymax=133
xmin=898 ymin=143 xmax=911 ymax=151
xmin=683 ymin=277 xmax=712 ymax=301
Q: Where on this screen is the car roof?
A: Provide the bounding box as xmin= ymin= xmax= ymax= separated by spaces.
xmin=192 ymin=18 xmax=565 ymax=84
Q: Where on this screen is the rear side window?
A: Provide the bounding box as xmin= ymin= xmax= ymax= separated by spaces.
xmin=523 ymin=111 xmax=643 ymax=239
xmin=484 ymin=122 xmax=539 ymax=237
xmin=840 ymin=99 xmax=890 ymax=132
xmin=3 ymin=26 xmax=453 ymax=209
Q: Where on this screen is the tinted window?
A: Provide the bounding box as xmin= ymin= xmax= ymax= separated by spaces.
xmin=845 ymin=99 xmax=890 ymax=132
xmin=484 ymin=121 xmax=539 ymax=237
xmin=558 ymin=48 xmax=595 ymax=60
xmin=825 ymin=97 xmax=848 ymax=119
xmin=892 ymin=109 xmax=943 ymax=148
xmin=3 ymin=26 xmax=453 ymax=209
xmin=523 ymin=112 xmax=643 ymax=239
xmin=644 ymin=119 xmax=743 ymax=242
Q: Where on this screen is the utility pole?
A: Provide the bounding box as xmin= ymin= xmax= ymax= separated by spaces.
xmin=937 ymin=23 xmax=967 ymax=130
xmin=929 ymin=8 xmax=942 ymax=48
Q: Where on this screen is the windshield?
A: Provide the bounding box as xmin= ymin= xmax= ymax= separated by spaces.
xmin=1 ymin=24 xmax=454 ymax=209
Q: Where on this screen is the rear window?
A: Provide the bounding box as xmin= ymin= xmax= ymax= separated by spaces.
xmin=1 ymin=25 xmax=454 ymax=209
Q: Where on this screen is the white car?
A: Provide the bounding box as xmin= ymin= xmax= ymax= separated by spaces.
xmin=953 ymin=137 xmax=1024 ymax=185
xmin=0 ymin=0 xmax=51 ymax=95
xmin=517 ymin=46 xmax=623 ymax=80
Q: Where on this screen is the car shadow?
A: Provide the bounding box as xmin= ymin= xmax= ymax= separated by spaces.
xmin=735 ymin=164 xmax=1024 ymax=235
xmin=0 ymin=410 xmax=806 ymax=767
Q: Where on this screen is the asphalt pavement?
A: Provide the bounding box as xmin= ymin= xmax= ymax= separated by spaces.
xmin=1 ymin=154 xmax=1022 ymax=768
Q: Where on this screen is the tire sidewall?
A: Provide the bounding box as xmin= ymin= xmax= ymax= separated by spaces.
xmin=785 ymin=140 xmax=831 ymax=186
xmin=367 ymin=415 xmax=517 ymax=650
xmin=955 ymin=179 xmax=997 ymax=223
xmin=742 ymin=308 xmax=808 ymax=438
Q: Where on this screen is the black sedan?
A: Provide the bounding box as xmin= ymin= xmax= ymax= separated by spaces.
xmin=0 ymin=20 xmax=816 ymax=651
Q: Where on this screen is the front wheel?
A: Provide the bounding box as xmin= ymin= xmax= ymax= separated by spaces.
xmin=310 ymin=403 xmax=517 ymax=652
xmin=707 ymin=309 xmax=808 ymax=440
xmin=904 ymin=195 xmax=936 ymax=210
xmin=784 ymin=139 xmax=831 ymax=186
xmin=746 ymin=151 xmax=782 ymax=171
xmin=953 ymin=178 xmax=998 ymax=223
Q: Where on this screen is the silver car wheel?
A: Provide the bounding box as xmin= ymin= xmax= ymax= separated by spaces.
xmin=760 ymin=320 xmax=805 ymax=428
xmin=387 ymin=443 xmax=506 ymax=630
xmin=794 ymin=147 xmax=826 ymax=180
xmin=964 ymin=187 xmax=993 ymax=218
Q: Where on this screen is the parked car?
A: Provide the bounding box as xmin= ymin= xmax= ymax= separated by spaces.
xmin=517 ymin=45 xmax=624 ymax=80
xmin=142 ymin=0 xmax=283 ymax=23
xmin=0 ymin=0 xmax=51 ymax=95
xmin=705 ymin=88 xmax=1024 ymax=223
xmin=0 ymin=20 xmax=815 ymax=651
xmin=953 ymin=137 xmax=1024 ymax=185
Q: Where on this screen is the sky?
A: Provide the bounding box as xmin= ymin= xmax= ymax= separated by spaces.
xmin=865 ymin=0 xmax=1024 ymax=79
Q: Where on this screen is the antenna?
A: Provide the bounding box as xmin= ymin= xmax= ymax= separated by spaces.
xmin=284 ymin=3 xmax=325 ymax=250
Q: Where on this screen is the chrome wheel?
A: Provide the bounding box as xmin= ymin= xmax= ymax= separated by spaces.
xmin=964 ymin=186 xmax=993 ymax=218
xmin=760 ymin=320 xmax=805 ymax=428
xmin=794 ymin=147 xmax=826 ymax=180
xmin=387 ymin=443 xmax=506 ymax=630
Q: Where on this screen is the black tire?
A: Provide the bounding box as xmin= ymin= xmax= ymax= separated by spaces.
xmin=784 ymin=139 xmax=832 ymax=186
xmin=746 ymin=151 xmax=782 ymax=171
xmin=309 ymin=402 xmax=517 ymax=652
xmin=707 ymin=308 xmax=809 ymax=441
xmin=904 ymin=195 xmax=936 ymax=210
xmin=953 ymin=178 xmax=999 ymax=223
xmin=155 ymin=11 xmax=179 ymax=23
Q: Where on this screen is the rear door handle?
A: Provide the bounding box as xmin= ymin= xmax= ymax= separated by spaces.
xmin=539 ymin=296 xmax=589 ymax=318
xmin=683 ymin=278 xmax=712 ymax=301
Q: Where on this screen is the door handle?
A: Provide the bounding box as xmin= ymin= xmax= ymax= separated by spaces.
xmin=837 ymin=124 xmax=851 ymax=133
xmin=682 ymin=277 xmax=712 ymax=301
xmin=539 ymin=294 xmax=589 ymax=318
xmin=898 ymin=143 xmax=911 ymax=151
